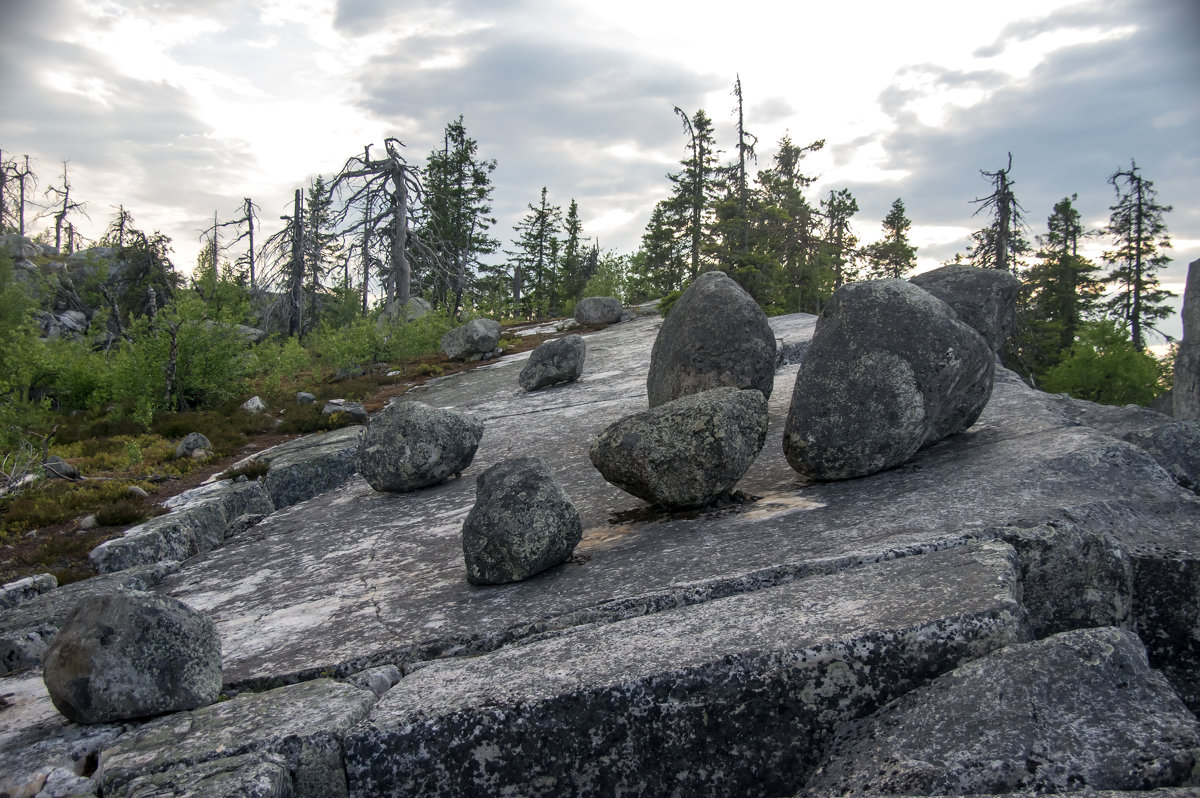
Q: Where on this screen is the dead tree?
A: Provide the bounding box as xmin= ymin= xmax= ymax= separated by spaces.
xmin=43 ymin=161 xmax=88 ymax=253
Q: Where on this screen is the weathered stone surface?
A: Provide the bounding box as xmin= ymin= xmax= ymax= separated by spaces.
xmin=43 ymin=591 xmax=221 ymax=724
xmin=462 ymin=457 xmax=583 ymax=584
xmin=175 ymin=432 xmax=212 ymax=459
xmin=1122 ymin=421 xmax=1200 ymax=492
xmin=106 ymin=752 xmax=292 ymax=798
xmin=440 ymin=318 xmax=501 ymax=360
xmin=646 ymin=270 xmax=777 ymax=407
xmin=296 ymin=391 xmax=316 ymax=404
xmin=344 ymin=542 xmax=1026 ymax=798
xmin=1 ymin=563 xmax=178 ymax=675
xmin=243 ymin=426 xmax=364 ymax=509
xmin=800 ymin=627 xmax=1200 ymax=796
xmin=242 ymin=395 xmax=267 ymax=413
xmin=910 ymin=263 xmax=1021 ymax=350
xmin=590 ymin=386 xmax=769 ymax=509
xmin=518 ymin=334 xmax=586 ymax=391
xmin=574 ymin=296 xmax=624 ymax=326
xmin=97 ymin=679 xmax=376 ymax=798
xmin=784 ymin=279 xmax=994 ymax=479
xmin=1174 ymin=258 xmax=1200 ymax=420
xmin=322 ymin=399 xmax=369 ymax=424
xmin=355 ymin=401 xmax=482 ymax=492
xmin=0 ymin=573 xmax=57 ymax=610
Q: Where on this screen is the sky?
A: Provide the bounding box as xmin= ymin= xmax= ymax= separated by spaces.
xmin=1 ymin=0 xmax=1197 ymax=339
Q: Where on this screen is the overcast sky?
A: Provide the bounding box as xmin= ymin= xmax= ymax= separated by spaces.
xmin=1 ymin=0 xmax=1197 ymax=337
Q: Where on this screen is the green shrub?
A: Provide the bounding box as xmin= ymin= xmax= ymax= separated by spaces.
xmin=0 ymin=478 xmax=155 ymax=540
xmin=277 ymin=404 xmax=358 ymax=434
xmin=1040 ymin=320 xmax=1165 ymax=406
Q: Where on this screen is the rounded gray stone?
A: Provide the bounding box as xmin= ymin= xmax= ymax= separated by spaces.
xmin=42 ymin=591 xmax=221 ymax=724
xmin=462 ymin=456 xmax=582 ymax=585
xmin=574 ymin=297 xmax=624 ymax=326
xmin=175 ymin=432 xmax=212 ymax=459
xmin=356 ymin=401 xmax=483 ymax=492
xmin=910 ymin=263 xmax=1020 ymax=351
xmin=441 ymin=318 xmax=502 ymax=361
xmin=519 ymin=334 xmax=586 ymax=391
xmin=646 ymin=270 xmax=777 ymax=408
xmin=590 ymin=386 xmax=769 ymax=509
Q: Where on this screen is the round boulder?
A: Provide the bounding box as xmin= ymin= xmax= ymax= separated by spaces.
xmin=519 ymin=334 xmax=586 ymax=391
xmin=42 ymin=591 xmax=221 ymax=724
xmin=910 ymin=263 xmax=1020 ymax=351
xmin=646 ymin=271 xmax=777 ymax=408
xmin=356 ymin=400 xmax=484 ymax=492
xmin=175 ymin=432 xmax=212 ymax=459
xmin=590 ymin=386 xmax=769 ymax=509
xmin=783 ymin=279 xmax=994 ymax=480
xmin=574 ymin=297 xmax=624 ymax=326
xmin=462 ymin=457 xmax=583 ymax=585
xmin=441 ymin=318 xmax=502 ymax=361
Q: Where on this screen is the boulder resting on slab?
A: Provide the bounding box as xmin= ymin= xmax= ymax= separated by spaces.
xmin=356 ymin=400 xmax=483 ymax=492
xmin=519 ymin=334 xmax=586 ymax=391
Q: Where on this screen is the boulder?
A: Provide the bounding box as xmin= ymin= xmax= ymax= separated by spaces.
xmin=322 ymin=399 xmax=369 ymax=424
xmin=241 ymin=395 xmax=266 ymax=414
xmin=296 ymin=391 xmax=316 ymax=404
xmin=518 ymin=334 xmax=586 ymax=391
xmin=590 ymin=386 xmax=769 ymax=509
xmin=174 ymin=432 xmax=211 ymax=459
xmin=1121 ymin=421 xmax=1200 ymax=492
xmin=1173 ymin=257 xmax=1200 ymax=420
xmin=379 ymin=296 xmax=432 ymax=324
xmin=248 ymin=426 xmax=364 ymax=510
xmin=42 ymin=454 xmax=79 ymax=481
xmin=355 ymin=401 xmax=483 ymax=492
xmin=909 ymin=263 xmax=1020 ymax=350
xmin=783 ymin=279 xmax=994 ymax=480
xmin=42 ymin=591 xmax=221 ymax=724
xmin=646 ymin=271 xmax=777 ymax=407
xmin=0 ymin=233 xmax=43 ymax=261
xmin=440 ymin=318 xmax=501 ymax=361
xmin=800 ymin=627 xmax=1200 ymax=796
xmin=0 ymin=573 xmax=57 ymax=610
xmin=462 ymin=457 xmax=583 ymax=585
xmin=574 ymin=296 xmax=624 ymax=326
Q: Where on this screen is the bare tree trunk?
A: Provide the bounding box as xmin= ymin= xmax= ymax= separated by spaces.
xmin=392 ymin=166 xmax=410 ymax=309
xmin=245 ymin=197 xmax=256 ymax=292
xmin=164 ymin=321 xmax=180 ymax=410
xmin=290 ymin=189 xmax=304 ymax=337
xmin=212 ymin=210 xmax=219 ymax=275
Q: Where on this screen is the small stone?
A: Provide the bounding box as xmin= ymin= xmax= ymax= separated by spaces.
xmin=175 ymin=432 xmax=212 ymax=459
xmin=519 ymin=334 xmax=586 ymax=391
xmin=42 ymin=455 xmax=79 ymax=481
xmin=322 ymin=400 xmax=368 ymax=424
xmin=79 ymin=514 xmax=98 ymax=530
xmin=462 ymin=457 xmax=583 ymax=585
xmin=241 ymin=396 xmax=266 ymax=414
xmin=126 ymin=485 xmax=149 ymax=498
xmin=296 ymin=391 xmax=316 ymax=404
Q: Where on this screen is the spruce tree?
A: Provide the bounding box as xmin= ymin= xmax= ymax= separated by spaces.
xmin=752 ymin=135 xmax=824 ymax=310
xmin=668 ymin=107 xmax=722 ymax=279
xmin=819 ymin=189 xmax=860 ymax=288
xmin=864 ymin=198 xmax=916 ymax=279
xmin=507 ymin=187 xmax=562 ymax=318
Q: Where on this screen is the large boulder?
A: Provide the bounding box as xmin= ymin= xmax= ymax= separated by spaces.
xmin=42 ymin=591 xmax=221 ymax=724
xmin=461 ymin=457 xmax=583 ymax=585
xmin=909 ymin=263 xmax=1020 ymax=351
xmin=519 ymin=334 xmax=586 ymax=391
xmin=1121 ymin=421 xmax=1200 ymax=492
xmin=783 ymin=279 xmax=994 ymax=480
xmin=1173 ymin=257 xmax=1200 ymax=420
xmin=590 ymin=386 xmax=769 ymax=509
xmin=574 ymin=296 xmax=624 ymax=326
xmin=800 ymin=627 xmax=1200 ymax=796
xmin=440 ymin=318 xmax=501 ymax=361
xmin=355 ymin=401 xmax=483 ymax=492
xmin=646 ymin=271 xmax=777 ymax=407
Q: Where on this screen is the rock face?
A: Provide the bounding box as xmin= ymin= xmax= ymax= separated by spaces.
xmin=252 ymin=425 xmax=364 ymax=510
xmin=909 ymin=263 xmax=1020 ymax=350
xmin=461 ymin=457 xmax=583 ymax=585
xmin=574 ymin=296 xmax=624 ymax=326
xmin=355 ymin=401 xmax=483 ymax=493
xmin=590 ymin=387 xmax=769 ymax=509
xmin=1121 ymin=421 xmax=1200 ymax=492
xmin=646 ymin=270 xmax=777 ymax=407
xmin=440 ymin=318 xmax=501 ymax=360
xmin=1174 ymin=257 xmax=1200 ymax=420
xmin=801 ymin=627 xmax=1200 ymax=796
xmin=784 ymin=279 xmax=994 ymax=480
xmin=42 ymin=591 xmax=221 ymax=724
xmin=518 ymin=334 xmax=586 ymax=391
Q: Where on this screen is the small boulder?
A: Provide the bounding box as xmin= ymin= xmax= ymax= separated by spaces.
xmin=441 ymin=318 xmax=502 ymax=361
xmin=322 ymin=399 xmax=369 ymax=424
xmin=356 ymin=401 xmax=484 ymax=492
xmin=574 ymin=296 xmax=624 ymax=326
xmin=379 ymin=296 xmax=432 ymax=324
xmin=42 ymin=455 xmax=79 ymax=481
xmin=42 ymin=591 xmax=221 ymax=724
xmin=910 ymin=263 xmax=1020 ymax=351
xmin=296 ymin=391 xmax=316 ymax=405
xmin=241 ymin=396 xmax=266 ymax=414
xmin=0 ymin=572 xmax=57 ymax=610
xmin=174 ymin=432 xmax=212 ymax=459
xmin=462 ymin=457 xmax=582 ymax=585
xmin=590 ymin=387 xmax=769 ymax=509
xmin=519 ymin=334 xmax=586 ymax=391
xmin=646 ymin=271 xmax=777 ymax=407
xmin=783 ymin=279 xmax=994 ymax=480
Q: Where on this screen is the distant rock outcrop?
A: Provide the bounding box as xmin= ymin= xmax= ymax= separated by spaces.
xmin=355 ymin=401 xmax=482 ymax=492
xmin=910 ymin=263 xmax=1020 ymax=351
xmin=783 ymin=279 xmax=994 ymax=480
xmin=519 ymin=334 xmax=585 ymax=391
xmin=646 ymin=271 xmax=777 ymax=407
xmin=574 ymin=296 xmax=624 ymax=326
xmin=1173 ymin=257 xmax=1200 ymax=420
xmin=441 ymin=318 xmax=502 ymax=361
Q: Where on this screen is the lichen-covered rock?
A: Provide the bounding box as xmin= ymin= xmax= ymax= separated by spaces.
xmin=241 ymin=396 xmax=267 ymax=413
xmin=105 ymin=752 xmax=292 ymax=798
xmin=462 ymin=457 xmax=582 ymax=585
xmin=255 ymin=426 xmax=364 ymax=509
xmin=574 ymin=296 xmax=624 ymax=326
xmin=783 ymin=279 xmax=994 ymax=480
xmin=0 ymin=573 xmax=57 ymax=610
xmin=175 ymin=432 xmax=212 ymax=459
xmin=646 ymin=271 xmax=777 ymax=407
xmin=322 ymin=399 xmax=369 ymax=424
xmin=800 ymin=627 xmax=1200 ymax=796
xmin=1121 ymin=421 xmax=1200 ymax=492
xmin=440 ymin=318 xmax=501 ymax=361
xmin=42 ymin=455 xmax=79 ymax=481
xmin=519 ymin=334 xmax=586 ymax=391
xmin=42 ymin=591 xmax=220 ymax=724
xmin=356 ymin=401 xmax=483 ymax=493
xmin=910 ymin=263 xmax=1020 ymax=351
xmin=590 ymin=387 xmax=768 ymax=509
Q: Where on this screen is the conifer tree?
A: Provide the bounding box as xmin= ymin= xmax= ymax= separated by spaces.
xmin=752 ymin=135 xmax=824 ymax=310
xmin=864 ymin=198 xmax=916 ymax=280
xmin=507 ymin=187 xmax=562 ymax=318
xmin=819 ymin=188 xmax=860 ymax=288
xmin=968 ymin=153 xmax=1029 ymax=273
xmin=668 ymin=107 xmax=722 ymax=279
xmin=559 ymin=199 xmax=591 ymax=302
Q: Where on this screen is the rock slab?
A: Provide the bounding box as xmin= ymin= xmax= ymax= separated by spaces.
xmin=801 ymin=627 xmax=1200 ymax=796
xmin=519 ymin=334 xmax=586 ymax=391
xmin=440 ymin=318 xmax=501 ymax=360
xmin=909 ymin=263 xmax=1020 ymax=351
xmin=784 ymin=279 xmax=994 ymax=480
xmin=590 ymin=386 xmax=769 ymax=509
xmin=647 ymin=270 xmax=777 ymax=407
xmin=42 ymin=591 xmax=221 ymax=724
xmin=462 ymin=456 xmax=583 ymax=585
xmin=355 ymin=401 xmax=483 ymax=492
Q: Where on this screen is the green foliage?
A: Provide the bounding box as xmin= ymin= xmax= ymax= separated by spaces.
xmin=191 ymin=251 xmax=253 ymax=325
xmin=863 ymin=198 xmax=917 ymax=280
xmin=0 ymin=478 xmax=156 ymax=540
xmin=1040 ymin=320 xmax=1164 ymax=406
xmin=306 ymin=310 xmax=456 ymax=374
xmin=580 ymin=251 xmax=630 ymax=303
xmin=0 ymin=253 xmax=45 ymax=400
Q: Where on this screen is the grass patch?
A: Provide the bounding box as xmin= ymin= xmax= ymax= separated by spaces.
xmin=277 ymin=404 xmax=360 ymax=435
xmin=0 ymin=479 xmax=156 ymax=541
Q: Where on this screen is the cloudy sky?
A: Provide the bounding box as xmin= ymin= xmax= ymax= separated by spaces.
xmin=1 ymin=0 xmax=1197 ymax=337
